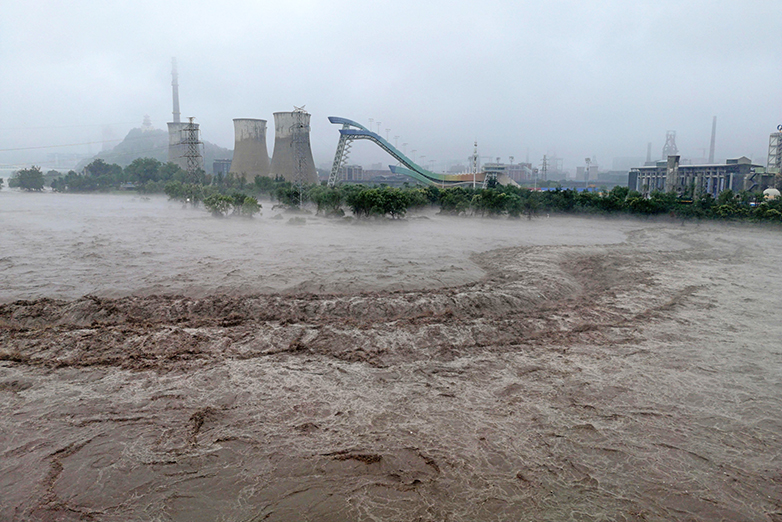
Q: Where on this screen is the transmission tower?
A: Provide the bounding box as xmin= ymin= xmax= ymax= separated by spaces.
xmin=470 ymin=141 xmax=479 ymax=188
xmin=182 ymin=117 xmax=202 ymax=178
xmin=662 ymin=131 xmax=679 ymax=159
xmin=541 ymin=154 xmax=548 ymax=181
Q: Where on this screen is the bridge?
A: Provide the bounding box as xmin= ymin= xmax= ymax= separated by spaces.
xmin=327 ymin=117 xmax=488 ymax=188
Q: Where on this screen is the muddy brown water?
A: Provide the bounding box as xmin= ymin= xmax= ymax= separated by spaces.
xmin=1 ymin=191 xmax=781 ymax=521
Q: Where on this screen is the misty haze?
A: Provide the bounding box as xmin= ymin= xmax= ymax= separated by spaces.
xmin=2 ymin=1 xmax=782 ymax=521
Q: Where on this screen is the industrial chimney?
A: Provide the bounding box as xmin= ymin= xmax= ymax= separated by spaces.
xmin=708 ymin=116 xmax=717 ymax=164
xmin=270 ymin=108 xmax=318 ymax=184
xmin=171 ymin=58 xmax=181 ymax=124
xmin=229 ymin=119 xmax=270 ymax=181
xmin=167 ymin=58 xmax=187 ymax=169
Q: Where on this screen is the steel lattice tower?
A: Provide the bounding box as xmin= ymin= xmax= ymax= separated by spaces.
xmin=662 ymin=131 xmax=679 ymax=159
xmin=182 ymin=117 xmax=203 ymax=176
xmin=769 ymin=132 xmax=782 ymax=173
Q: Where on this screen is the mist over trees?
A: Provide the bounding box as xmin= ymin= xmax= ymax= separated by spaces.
xmin=7 ymin=156 xmax=782 ymax=224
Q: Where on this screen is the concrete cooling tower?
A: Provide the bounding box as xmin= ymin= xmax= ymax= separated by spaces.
xmin=229 ymin=118 xmax=270 ymax=181
xmin=270 ymin=110 xmax=318 ymax=184
xmin=167 ymin=122 xmax=188 ymax=169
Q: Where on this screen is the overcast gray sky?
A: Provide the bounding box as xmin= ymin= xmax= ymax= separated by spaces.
xmin=1 ymin=0 xmax=780 ymax=172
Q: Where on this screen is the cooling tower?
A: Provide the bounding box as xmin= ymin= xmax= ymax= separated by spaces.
xmin=229 ymin=119 xmax=270 ymax=181
xmin=167 ymin=122 xmax=188 ymax=169
xmin=270 ymin=110 xmax=318 ymax=184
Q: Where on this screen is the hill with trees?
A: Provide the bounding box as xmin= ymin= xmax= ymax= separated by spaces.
xmin=75 ymin=127 xmax=231 ymax=170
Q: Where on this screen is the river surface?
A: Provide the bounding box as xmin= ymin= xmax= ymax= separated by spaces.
xmin=0 ymin=191 xmax=629 ymax=301
xmin=0 ymin=190 xmax=780 ymax=521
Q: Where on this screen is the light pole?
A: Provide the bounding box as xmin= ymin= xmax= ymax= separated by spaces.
xmin=584 ymin=158 xmax=591 ymax=190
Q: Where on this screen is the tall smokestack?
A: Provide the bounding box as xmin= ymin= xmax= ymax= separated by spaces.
xmin=230 ymin=118 xmax=271 ymax=181
xmin=270 ymin=109 xmax=317 ymax=184
xmin=171 ymin=57 xmax=181 ymax=124
xmin=646 ymin=142 xmax=652 ymax=165
xmin=168 ymin=58 xmax=186 ymax=168
xmin=708 ymin=116 xmax=717 ymax=163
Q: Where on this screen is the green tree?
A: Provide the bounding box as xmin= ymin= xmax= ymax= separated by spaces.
xmin=472 ymin=189 xmax=508 ymax=217
xmin=82 ymin=159 xmax=122 ymax=190
xmin=309 ymin=185 xmax=344 ymax=216
xmin=253 ymin=175 xmax=276 ymax=194
xmin=124 ymin=157 xmax=162 ymax=184
xmin=231 ymin=193 xmax=261 ymax=217
xmin=203 ymin=194 xmax=234 ymax=216
xmin=159 ymin=162 xmax=185 ymax=182
xmin=438 ymin=187 xmax=473 ymax=215
xmin=164 ymin=181 xmax=209 ymax=206
xmin=383 ymin=187 xmax=412 ymax=219
xmin=9 ymin=166 xmax=45 ymax=191
xmin=275 ymin=183 xmax=307 ymax=208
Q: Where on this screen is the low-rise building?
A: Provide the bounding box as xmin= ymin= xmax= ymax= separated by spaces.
xmin=213 ymin=159 xmax=232 ymax=177
xmin=340 ymin=164 xmax=363 ymax=182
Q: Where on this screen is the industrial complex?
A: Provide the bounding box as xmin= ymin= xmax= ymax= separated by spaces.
xmin=160 ymin=58 xmax=780 ymax=196
xmin=166 ymin=59 xmax=318 ymax=185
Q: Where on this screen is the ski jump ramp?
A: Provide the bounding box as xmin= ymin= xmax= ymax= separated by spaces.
xmin=328 ymin=117 xmax=502 ymax=188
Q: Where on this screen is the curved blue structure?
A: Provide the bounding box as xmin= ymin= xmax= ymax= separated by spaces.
xmin=327 ymin=117 xmax=482 ymax=187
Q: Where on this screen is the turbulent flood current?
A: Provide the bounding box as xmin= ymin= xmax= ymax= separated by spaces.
xmin=1 ymin=191 xmax=781 ymax=521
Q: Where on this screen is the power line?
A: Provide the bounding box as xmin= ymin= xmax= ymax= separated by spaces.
xmin=0 ymin=139 xmax=124 ymax=152
xmin=0 ymin=130 xmax=184 ymax=153
xmin=0 ymin=122 xmax=138 ymax=131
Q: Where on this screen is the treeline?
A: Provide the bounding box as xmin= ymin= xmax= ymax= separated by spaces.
xmin=48 ymin=158 xmax=213 ymax=193
xmin=285 ymin=183 xmax=782 ymax=223
xmin=9 ymin=158 xmax=782 ymax=223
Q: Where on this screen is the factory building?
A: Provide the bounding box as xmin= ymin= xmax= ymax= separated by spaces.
xmin=630 ymin=156 xmax=763 ymax=197
xmin=576 ymin=164 xmax=599 ymax=181
xmin=229 ymin=118 xmax=270 ymax=181
xmin=270 ymin=109 xmax=318 ymax=184
xmin=482 ymin=163 xmax=533 ymax=183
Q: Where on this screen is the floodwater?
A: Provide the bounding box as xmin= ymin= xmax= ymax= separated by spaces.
xmin=0 ymin=192 xmax=628 ymax=301
xmin=1 ymin=190 xmax=781 ymax=521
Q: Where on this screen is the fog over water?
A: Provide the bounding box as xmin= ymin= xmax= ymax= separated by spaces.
xmin=1 ymin=192 xmax=781 ymax=521
xmin=0 ymin=191 xmax=627 ymax=302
